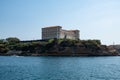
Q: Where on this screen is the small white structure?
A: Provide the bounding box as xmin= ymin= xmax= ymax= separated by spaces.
xmin=42 ymin=26 xmax=80 ymax=40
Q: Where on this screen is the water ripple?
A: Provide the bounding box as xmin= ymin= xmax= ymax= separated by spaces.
xmin=0 ymin=56 xmax=120 ymax=80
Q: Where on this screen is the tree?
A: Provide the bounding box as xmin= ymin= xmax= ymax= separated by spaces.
xmin=0 ymin=39 xmax=4 ymax=44
xmin=6 ymin=37 xmax=20 ymax=45
xmin=0 ymin=44 xmax=9 ymax=53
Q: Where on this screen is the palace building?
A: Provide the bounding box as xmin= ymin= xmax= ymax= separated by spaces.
xmin=42 ymin=26 xmax=80 ymax=40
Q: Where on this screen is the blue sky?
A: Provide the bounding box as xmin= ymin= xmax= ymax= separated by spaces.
xmin=0 ymin=0 xmax=120 ymax=45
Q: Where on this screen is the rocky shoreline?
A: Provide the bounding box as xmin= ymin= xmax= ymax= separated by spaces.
xmin=0 ymin=38 xmax=120 ymax=56
xmin=0 ymin=48 xmax=118 ymax=56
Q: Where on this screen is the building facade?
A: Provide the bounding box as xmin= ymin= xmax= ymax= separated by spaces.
xmin=42 ymin=26 xmax=80 ymax=40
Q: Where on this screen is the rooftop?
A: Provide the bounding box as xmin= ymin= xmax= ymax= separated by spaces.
xmin=43 ymin=26 xmax=62 ymax=28
xmin=67 ymin=30 xmax=79 ymax=32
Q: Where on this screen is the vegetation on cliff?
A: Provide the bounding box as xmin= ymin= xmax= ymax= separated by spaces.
xmin=0 ymin=37 xmax=118 ymax=56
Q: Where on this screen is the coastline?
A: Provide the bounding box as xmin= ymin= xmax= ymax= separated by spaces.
xmin=0 ymin=52 xmax=118 ymax=56
xmin=0 ymin=39 xmax=119 ymax=56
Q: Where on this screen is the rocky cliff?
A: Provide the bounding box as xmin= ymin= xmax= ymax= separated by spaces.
xmin=0 ymin=39 xmax=118 ymax=56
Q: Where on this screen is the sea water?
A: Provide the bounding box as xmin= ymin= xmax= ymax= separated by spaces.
xmin=0 ymin=56 xmax=120 ymax=80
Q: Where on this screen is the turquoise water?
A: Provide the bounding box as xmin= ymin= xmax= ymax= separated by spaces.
xmin=0 ymin=56 xmax=120 ymax=80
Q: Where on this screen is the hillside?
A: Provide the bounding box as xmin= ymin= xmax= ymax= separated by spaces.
xmin=0 ymin=38 xmax=118 ymax=56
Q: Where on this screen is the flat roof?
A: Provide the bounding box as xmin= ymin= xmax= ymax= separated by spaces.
xmin=43 ymin=26 xmax=62 ymax=28
xmin=61 ymin=29 xmax=79 ymax=31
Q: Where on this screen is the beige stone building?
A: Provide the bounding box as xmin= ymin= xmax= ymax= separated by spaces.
xmin=42 ymin=26 xmax=80 ymax=40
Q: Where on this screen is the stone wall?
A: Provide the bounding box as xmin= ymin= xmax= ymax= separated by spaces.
xmin=42 ymin=26 xmax=80 ymax=40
